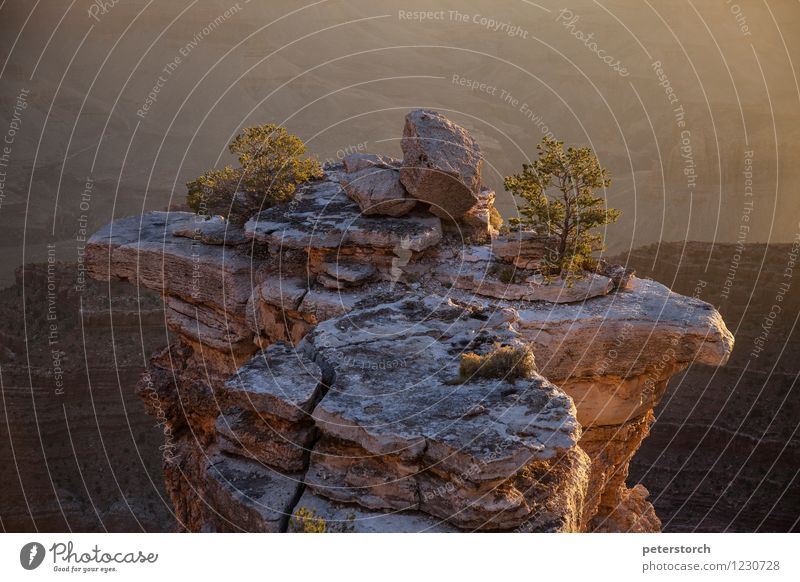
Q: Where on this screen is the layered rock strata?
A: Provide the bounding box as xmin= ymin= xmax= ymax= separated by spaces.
xmin=86 ymin=111 xmax=733 ymax=532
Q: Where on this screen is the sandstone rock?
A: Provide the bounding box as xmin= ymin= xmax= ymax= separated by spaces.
xmin=289 ymin=489 xmax=459 ymax=532
xmin=400 ymin=109 xmax=482 ymax=219
xmin=216 ymin=408 xmax=316 ymax=472
xmin=322 ymin=261 xmax=375 ymax=284
xmin=514 ymin=278 xmax=735 ymax=388
xmin=339 ymin=166 xmax=417 ymax=217
xmin=438 ymin=259 xmax=614 ymax=303
xmin=297 ymin=287 xmax=367 ymax=322
xmin=595 ymin=258 xmax=636 ymax=290
xmin=492 ymin=230 xmax=558 ymax=269
xmin=224 ymin=343 xmax=328 ymax=421
xmin=86 ymin=124 xmax=737 ymax=535
xmin=165 ymin=296 xmax=253 ymax=354
xmin=250 ymin=276 xmax=309 ymax=311
xmin=304 ymin=295 xmax=590 ymax=530
xmin=317 ymin=273 xmax=347 ymax=290
xmin=245 ymin=179 xmax=442 ymax=253
xmin=579 ymin=412 xmax=657 ymax=531
xmin=452 ymin=187 xmax=499 ymax=242
xmin=214 ymin=343 xmax=327 ymax=472
xmin=203 ymin=452 xmax=303 ymax=532
xmin=342 ymin=152 xmax=399 ymax=173
xmin=87 ymin=211 xmax=255 ymax=316
xmin=173 ymin=215 xmax=249 ymax=246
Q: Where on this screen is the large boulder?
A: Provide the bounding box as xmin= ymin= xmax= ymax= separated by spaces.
xmin=339 ymin=165 xmax=417 ymax=217
xmin=400 ymin=110 xmax=483 ymax=219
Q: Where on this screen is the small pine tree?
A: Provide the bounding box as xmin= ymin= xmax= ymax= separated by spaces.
xmin=186 ymin=124 xmax=322 ymax=224
xmin=504 ymin=136 xmax=620 ymax=274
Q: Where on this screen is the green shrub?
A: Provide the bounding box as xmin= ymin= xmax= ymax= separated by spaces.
xmin=459 ymin=346 xmax=536 ymax=383
xmin=504 ymin=136 xmax=620 ymax=275
xmin=186 ymin=124 xmax=322 ymax=224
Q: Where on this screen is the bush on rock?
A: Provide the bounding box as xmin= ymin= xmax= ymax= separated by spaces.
xmin=186 ymin=124 xmax=322 ymax=224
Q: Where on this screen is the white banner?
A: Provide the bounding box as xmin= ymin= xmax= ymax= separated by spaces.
xmin=0 ymin=533 xmax=797 ymax=581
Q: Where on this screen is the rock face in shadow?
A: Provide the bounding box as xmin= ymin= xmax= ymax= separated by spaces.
xmin=84 ymin=111 xmax=734 ymax=532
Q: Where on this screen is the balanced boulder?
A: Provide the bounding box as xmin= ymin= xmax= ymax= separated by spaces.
xmin=400 ymin=109 xmax=483 ymax=219
xmin=339 ymin=164 xmax=417 ymax=217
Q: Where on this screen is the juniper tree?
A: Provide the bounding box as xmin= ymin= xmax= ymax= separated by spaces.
xmin=186 ymin=124 xmax=322 ymax=224
xmin=504 ymin=136 xmax=620 ymax=274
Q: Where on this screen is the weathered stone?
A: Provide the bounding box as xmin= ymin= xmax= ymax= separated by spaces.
xmin=297 ymin=287 xmax=366 ymax=322
xmin=85 ymin=112 xmax=737 ymax=535
xmin=453 ymin=187 xmax=499 ymax=242
xmin=400 ymin=109 xmax=482 ymax=219
xmin=165 ymin=296 xmax=253 ymax=354
xmin=87 ymin=211 xmax=254 ymax=316
xmin=342 ymin=152 xmax=399 ymax=173
xmin=250 ymin=276 xmax=309 ymax=311
xmin=223 ymin=343 xmax=328 ymax=421
xmin=514 ymin=277 xmax=734 ymax=387
xmin=580 ymin=412 xmax=659 ymax=532
xmin=322 ymin=261 xmax=375 ymax=284
xmin=203 ymin=452 xmax=303 ymax=532
xmin=245 ymin=179 xmax=442 ymax=252
xmin=173 ymin=215 xmax=249 ymax=246
xmin=492 ymin=230 xmax=558 ymax=269
xmin=438 ymin=260 xmax=614 ymax=303
xmin=595 ymin=258 xmax=636 ymax=290
xmin=304 ymin=295 xmax=590 ymax=530
xmin=339 ymin=166 xmax=417 ymax=217
xmin=216 ymin=408 xmax=315 ymax=472
xmin=245 ymin=276 xmax=313 ymax=346
xmin=213 ymin=343 xmax=327 ymax=472
xmin=289 ymin=488 xmax=459 ymax=532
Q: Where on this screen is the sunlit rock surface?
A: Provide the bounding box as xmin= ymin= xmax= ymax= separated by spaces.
xmin=86 ymin=111 xmax=733 ymax=532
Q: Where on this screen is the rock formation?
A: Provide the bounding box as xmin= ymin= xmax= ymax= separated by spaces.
xmin=400 ymin=109 xmax=483 ymax=219
xmin=86 ymin=111 xmax=733 ymax=532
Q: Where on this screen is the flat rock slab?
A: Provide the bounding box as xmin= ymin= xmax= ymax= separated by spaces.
xmin=249 ymin=275 xmax=309 ymax=311
xmin=173 ymin=215 xmax=249 ymax=246
xmin=297 ymin=286 xmax=369 ymax=323
xmin=437 ymin=260 xmax=614 ymax=303
xmin=492 ymin=231 xmax=558 ymax=269
xmin=303 ymin=295 xmax=589 ymax=530
xmin=87 ymin=211 xmax=254 ymax=314
xmin=224 ymin=342 xmax=328 ymax=422
xmin=216 ymin=343 xmax=327 ymax=471
xmin=203 ymin=452 xmax=303 ymax=532
xmin=513 ymin=277 xmax=735 ymax=383
xmin=245 ymin=179 xmax=442 ymax=252
xmin=322 ymin=261 xmax=376 ymax=284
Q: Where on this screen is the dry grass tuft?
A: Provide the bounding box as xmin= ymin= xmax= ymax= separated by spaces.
xmin=459 ymin=346 xmax=536 ymax=383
